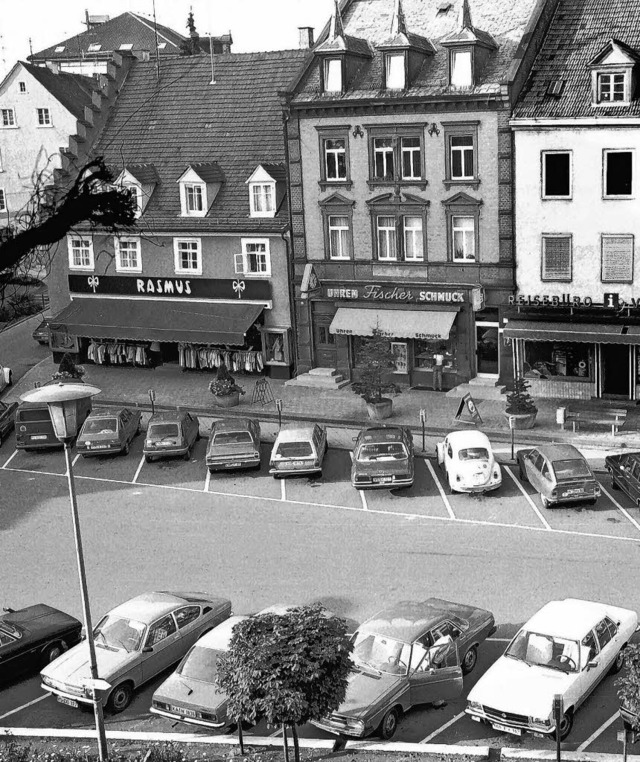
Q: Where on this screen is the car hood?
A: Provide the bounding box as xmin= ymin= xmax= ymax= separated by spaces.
xmin=41 ymin=642 xmax=138 ymax=683
xmin=335 ymin=668 xmax=404 ymax=720
xmin=154 ymin=672 xmax=228 ymax=712
xmin=468 ymin=656 xmax=572 ymax=717
xmin=207 ymin=442 xmax=257 ymax=457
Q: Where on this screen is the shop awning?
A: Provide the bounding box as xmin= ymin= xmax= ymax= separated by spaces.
xmin=50 ymin=298 xmax=263 ymax=345
xmin=329 ymin=307 xmax=457 ymax=340
xmin=504 ymin=320 xmax=640 ymax=345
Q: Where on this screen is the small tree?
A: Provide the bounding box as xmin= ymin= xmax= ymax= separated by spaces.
xmin=351 ymin=327 xmax=401 ymax=404
xmin=617 ymin=644 xmax=640 ymax=731
xmin=216 ymin=604 xmax=353 ymax=762
xmin=208 ymin=360 xmax=245 ymax=397
xmin=51 ymin=352 xmax=85 ymax=381
xmin=505 ymin=375 xmax=537 ymax=415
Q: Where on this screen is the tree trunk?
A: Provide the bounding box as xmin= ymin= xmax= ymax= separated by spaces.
xmin=282 ymin=723 xmax=290 ymax=762
xmin=291 ymin=724 xmax=300 ymax=762
xmin=237 ymin=720 xmax=244 ymax=755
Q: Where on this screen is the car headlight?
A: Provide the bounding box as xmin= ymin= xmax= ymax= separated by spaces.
xmin=84 ymin=441 xmax=91 ymax=446
xmin=145 ymin=440 xmax=153 ymax=447
xmin=529 ymin=716 xmax=551 ymax=728
xmin=41 ymin=675 xmax=54 ymax=688
xmin=467 ymin=701 xmax=482 ymax=713
xmin=346 ymin=718 xmax=365 ymax=734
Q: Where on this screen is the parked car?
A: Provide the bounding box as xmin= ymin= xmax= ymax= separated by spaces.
xmin=206 ymin=418 xmax=261 ymax=472
xmin=0 ymin=399 xmax=18 ymax=446
xmin=0 ymin=363 xmax=12 ymax=393
xmin=76 ymin=407 xmax=142 ymax=457
xmin=32 ymin=318 xmax=50 ymax=345
xmin=312 ymin=598 xmax=495 ymax=740
xmin=351 ymin=425 xmax=414 ymax=489
xmin=517 ymin=444 xmax=600 ymax=508
xmin=269 ymin=424 xmax=327 ymax=478
xmin=605 ymin=452 xmax=640 ymax=507
xmin=0 ymin=604 xmax=82 ymax=681
xmin=41 ymin=591 xmax=232 ymax=713
xmin=144 ymin=411 xmax=200 ymax=462
xmin=15 ymin=394 xmax=92 ymax=451
xmin=437 ymin=430 xmax=501 ymax=493
xmin=466 ymin=598 xmax=638 ymax=740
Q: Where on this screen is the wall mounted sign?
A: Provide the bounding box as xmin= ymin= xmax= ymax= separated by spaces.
xmin=324 ymin=283 xmax=466 ymax=304
xmin=510 ymin=292 xmax=640 ymax=309
xmin=68 ymin=274 xmax=272 ymax=301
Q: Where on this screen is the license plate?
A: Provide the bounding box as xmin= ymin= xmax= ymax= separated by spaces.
xmin=171 ymin=705 xmax=197 ymax=718
xmin=373 ymin=476 xmax=392 ymax=483
xmin=91 ymin=444 xmax=110 ymax=450
xmin=225 ymin=462 xmax=242 ymax=468
xmin=292 ymin=461 xmax=305 ymax=467
xmin=31 ymin=435 xmax=47 ymax=440
xmin=57 ymin=696 xmax=79 ymax=708
xmin=160 ymin=442 xmax=177 ymax=447
xmin=563 ymin=488 xmax=584 ymax=496
xmin=491 ymin=722 xmax=522 ymax=736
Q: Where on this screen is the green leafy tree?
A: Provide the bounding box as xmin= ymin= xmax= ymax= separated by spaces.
xmin=351 ymin=327 xmax=402 ymax=404
xmin=505 ymin=375 xmax=537 ymax=415
xmin=216 ymin=604 xmax=353 ymax=762
xmin=617 ymin=643 xmax=640 ymax=731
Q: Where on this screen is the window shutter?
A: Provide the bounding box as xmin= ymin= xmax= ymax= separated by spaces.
xmin=234 ymin=253 xmax=245 ymax=274
xmin=602 ymin=236 xmax=634 ymax=282
xmin=542 ymin=236 xmax=571 ymax=280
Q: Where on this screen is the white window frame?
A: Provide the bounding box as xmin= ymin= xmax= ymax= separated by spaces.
xmin=386 ymin=53 xmax=405 ymax=90
xmin=452 ymin=215 xmax=476 ymax=262
xmin=400 ymin=136 xmax=421 ymax=180
xmin=403 ymin=215 xmax=424 ymax=261
xmin=541 ymin=234 xmax=572 ymax=281
xmin=87 ymin=43 xmax=102 ymax=52
xmin=249 ymin=182 xmax=276 ymax=217
xmin=450 ymin=50 xmax=473 ymax=88
xmin=173 ymin=237 xmax=202 ymax=275
xmin=114 ymin=236 xmax=142 ymax=273
xmin=121 ymin=182 xmax=143 ymax=218
xmin=601 ymin=234 xmax=634 ymax=283
xmin=597 ymin=71 xmax=627 ymax=104
xmin=328 ymin=215 xmax=351 ymax=260
xmin=450 ymin=135 xmax=475 ymax=180
xmin=1 ymin=109 xmax=16 ymax=128
xmin=377 ymin=216 xmax=397 ymax=261
xmin=324 ymin=138 xmax=347 ymax=181
xmin=374 ymin=138 xmax=395 ymax=180
xmin=324 ymin=58 xmax=342 ymax=93
xmin=542 ymin=150 xmax=572 ymax=199
xmin=67 ymin=236 xmax=94 ymax=271
xmin=0 ymin=188 xmax=6 ymax=212
xmin=235 ymin=238 xmax=271 ymax=277
xmin=180 ymin=181 xmax=206 ymax=217
xmin=37 ymin=108 xmax=51 ymax=127
xmin=603 ymin=149 xmax=634 ymax=198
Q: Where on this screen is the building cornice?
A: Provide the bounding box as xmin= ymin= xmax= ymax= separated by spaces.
xmin=510 ymin=117 xmax=640 ymax=128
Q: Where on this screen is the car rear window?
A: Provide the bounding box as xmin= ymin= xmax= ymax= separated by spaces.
xmin=357 ymin=442 xmax=407 ymax=461
xmin=213 ymin=431 xmax=253 ymax=445
xmin=17 ymin=408 xmax=50 ymax=423
xmin=83 ymin=418 xmax=118 ymax=434
xmin=276 ymin=441 xmax=313 ymax=458
xmin=459 ymin=447 xmax=489 ymax=461
xmin=178 ymin=645 xmax=220 ymax=680
xmin=552 ymin=458 xmax=591 ymax=480
xmin=148 ymin=423 xmax=180 ymax=438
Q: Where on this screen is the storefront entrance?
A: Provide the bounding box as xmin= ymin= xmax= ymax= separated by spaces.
xmin=314 ymin=320 xmax=337 ymax=367
xmin=602 ymin=343 xmax=630 ymax=397
xmin=476 ymin=323 xmax=499 ymax=377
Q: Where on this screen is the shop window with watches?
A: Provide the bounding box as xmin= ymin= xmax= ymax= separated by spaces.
xmin=523 ymin=342 xmax=593 ymax=380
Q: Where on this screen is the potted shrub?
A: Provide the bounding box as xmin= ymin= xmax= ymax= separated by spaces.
xmin=51 ymin=352 xmax=86 ymax=383
xmin=351 ymin=328 xmax=401 ymax=420
xmin=616 ymin=643 xmax=640 ymax=738
xmin=505 ymin=375 xmax=538 ymax=429
xmin=209 ymin=361 xmax=245 ymax=408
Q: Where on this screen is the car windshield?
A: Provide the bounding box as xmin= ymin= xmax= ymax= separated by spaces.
xmin=357 ymin=443 xmax=408 ymax=461
xmin=148 ymin=423 xmax=180 ymax=439
xmin=352 ymin=630 xmax=412 ymax=676
xmin=0 ymin=622 xmax=22 ymax=639
xmin=459 ymin=447 xmax=489 ymax=461
xmin=213 ymin=431 xmax=253 ymax=446
xmin=275 ymin=441 xmax=313 ymax=458
xmin=94 ymin=615 xmax=146 ymax=652
xmin=83 ymin=418 xmax=118 ymax=435
xmin=505 ymin=630 xmax=581 ymax=672
xmin=552 ymin=458 xmax=591 ymax=480
xmin=178 ymin=645 xmax=221 ymax=681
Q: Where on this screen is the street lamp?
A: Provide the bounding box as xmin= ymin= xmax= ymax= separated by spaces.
xmin=20 ymin=382 xmax=107 ymax=761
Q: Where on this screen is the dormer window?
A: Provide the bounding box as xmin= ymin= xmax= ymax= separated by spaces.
xmin=184 ymin=183 xmax=205 ymax=215
xmin=588 ymin=40 xmax=639 ymax=106
xmin=451 ymin=50 xmax=473 ymax=88
xmin=324 ymin=58 xmax=343 ymax=92
xmin=251 ymin=183 xmax=275 ymax=216
xmin=123 ymin=182 xmax=143 ymax=218
xmin=88 ymin=44 xmax=102 ymax=52
xmin=246 ymin=165 xmax=282 ymax=218
xmin=385 ymin=53 xmax=406 ymax=89
xmin=597 ymin=72 xmax=626 ymax=102
xmin=177 ymin=164 xmax=223 ymax=217
xmin=115 ymin=164 xmax=158 ymax=218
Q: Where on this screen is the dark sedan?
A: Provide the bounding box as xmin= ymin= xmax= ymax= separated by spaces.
xmin=0 ymin=604 xmax=82 ymax=681
xmin=606 ymin=452 xmax=640 ymax=507
xmin=0 ymin=400 xmax=17 ymax=446
xmin=31 ymin=318 xmax=50 ymax=345
xmin=206 ymin=418 xmax=261 ymax=472
xmin=351 ymin=426 xmax=414 ymax=489
xmin=144 ymin=411 xmax=200 ymax=462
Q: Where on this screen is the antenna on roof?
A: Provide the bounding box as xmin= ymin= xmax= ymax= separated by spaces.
xmin=151 ymin=0 xmax=160 ymax=80
xmin=28 ymin=37 xmax=33 ymax=57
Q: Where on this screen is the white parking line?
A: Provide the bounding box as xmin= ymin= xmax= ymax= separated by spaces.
xmin=280 ymin=478 xmax=286 ymax=502
xmin=0 ymin=693 xmax=48 ymax=720
xmin=270 ymin=727 xmax=282 ymax=737
xmin=2 ymin=448 xmax=18 ymax=469
xmin=72 ymin=453 xmax=81 ymax=467
xmin=600 ymin=484 xmax=640 ymax=535
xmin=425 ymin=459 xmax=455 ymax=520
xmin=486 ymin=637 xmax=511 ymax=642
xmin=204 ymin=468 xmax=211 ymax=492
xmin=419 ymin=711 xmax=466 ymax=743
xmin=349 ymin=452 xmax=368 ymax=510
xmin=505 ymin=466 xmax=552 ymax=530
xmin=576 ymin=709 xmax=619 ymax=752
xmin=132 ymin=454 xmax=145 ymax=484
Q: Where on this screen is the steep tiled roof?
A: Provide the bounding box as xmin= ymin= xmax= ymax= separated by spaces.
xmin=92 ymin=51 xmax=307 ymax=232
xmin=20 ymin=62 xmax=96 ymax=120
xmin=188 ymin=162 xmax=225 ymax=183
xmin=293 ymin=0 xmax=541 ymax=103
xmin=122 ymin=164 xmax=159 ymax=185
xmin=29 ymin=12 xmax=183 ymax=62
xmin=514 ymin=0 xmax=640 ymax=118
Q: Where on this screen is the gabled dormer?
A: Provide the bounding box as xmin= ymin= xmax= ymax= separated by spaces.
xmin=314 ymin=0 xmax=371 ymax=94
xmin=177 ymin=162 xmax=224 ymax=217
xmin=246 ymin=164 xmax=286 ymax=218
xmin=377 ymin=0 xmax=435 ymax=90
xmin=115 ymin=164 xmax=158 ymax=218
xmin=588 ymin=39 xmax=640 ymax=106
xmin=440 ymin=0 xmax=497 ymax=90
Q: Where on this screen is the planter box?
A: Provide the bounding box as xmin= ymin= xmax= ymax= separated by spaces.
xmin=212 ymin=391 xmax=240 ymax=408
xmin=505 ymin=410 xmax=537 ymax=430
xmin=366 ymin=398 xmax=393 ymax=420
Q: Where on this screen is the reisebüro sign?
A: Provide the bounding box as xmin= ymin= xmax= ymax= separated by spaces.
xmin=324 ymin=283 xmax=466 ymax=304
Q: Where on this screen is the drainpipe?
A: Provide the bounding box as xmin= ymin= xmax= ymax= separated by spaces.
xmin=281 ymin=97 xmax=299 ymax=378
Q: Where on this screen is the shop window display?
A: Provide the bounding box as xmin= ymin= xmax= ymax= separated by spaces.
xmin=524 ymin=342 xmax=592 ymax=380
xmin=414 ymin=337 xmax=457 ymax=371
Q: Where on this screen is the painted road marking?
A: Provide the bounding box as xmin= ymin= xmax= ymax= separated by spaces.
xmin=419 ymin=711 xmax=466 ymax=743
xmin=72 ymin=453 xmax=81 ymax=467
xmin=505 ymin=465 xmax=551 ymax=530
xmin=204 ymin=467 xmax=211 ymax=493
xmin=131 ymin=454 xmax=145 ymax=484
xmin=486 ymin=637 xmax=511 ymax=642
xmin=280 ymin=478 xmax=286 ymax=502
xmin=577 ymin=710 xmax=619 ymax=752
xmin=0 ymin=693 xmax=48 ymax=720
xmin=349 ymin=452 xmax=368 ymax=510
xmin=2 ymin=449 xmax=17 ymax=469
xmin=600 ymin=484 xmax=640 ymax=535
xmin=425 ymin=459 xmax=455 ymax=520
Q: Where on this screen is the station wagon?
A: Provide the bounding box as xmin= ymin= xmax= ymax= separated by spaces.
xmin=517 ymin=444 xmax=600 ymax=508
xmin=144 ymin=411 xmax=200 ymax=462
xmin=351 ymin=425 xmax=414 ymax=489
xmin=206 ymin=418 xmax=261 ymax=472
xmin=269 ymin=424 xmax=327 ymax=477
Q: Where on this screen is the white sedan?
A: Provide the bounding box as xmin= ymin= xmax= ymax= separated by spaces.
xmin=466 ymin=598 xmax=638 ymax=740
xmin=436 ymin=430 xmax=501 ymax=493
xmin=0 ymin=364 xmax=12 ymax=393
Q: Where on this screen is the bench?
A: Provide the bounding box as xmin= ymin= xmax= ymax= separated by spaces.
xmin=560 ymin=405 xmax=627 ymax=436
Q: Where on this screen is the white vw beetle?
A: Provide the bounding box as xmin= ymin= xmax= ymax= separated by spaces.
xmin=436 ymin=430 xmax=501 ymax=493
xmin=466 ymin=598 xmax=638 ymax=740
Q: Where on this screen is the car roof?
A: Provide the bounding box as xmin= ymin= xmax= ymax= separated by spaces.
xmin=523 ymin=599 xmax=632 ymax=640
xmin=359 ymin=600 xmax=456 ymax=643
xmin=149 ymin=411 xmax=189 ymax=423
xmin=108 ymin=591 xmax=223 ymax=624
xmin=274 ymin=426 xmax=317 ymax=442
xmin=85 ymin=408 xmax=127 ymax=418
xmin=211 ymin=419 xmax=254 ymax=432
xmin=447 ymin=430 xmax=491 ymax=448
xmin=358 ymin=426 xmax=405 ymax=442
xmin=533 ymin=444 xmax=584 ymax=460
xmin=196 ymin=615 xmax=248 ymax=650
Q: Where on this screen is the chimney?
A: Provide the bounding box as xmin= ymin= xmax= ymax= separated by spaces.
xmin=46 ymin=60 xmax=61 ymax=74
xmin=298 ymin=27 xmax=315 ymax=49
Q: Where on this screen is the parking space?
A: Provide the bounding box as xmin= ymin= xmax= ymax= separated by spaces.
xmin=206 ymin=443 xmax=281 ymax=500
xmin=282 ymin=449 xmax=362 ymax=510
xmin=73 ymin=433 xmax=145 ymax=484
xmin=139 ymin=437 xmax=209 ymax=491
xmin=363 ymin=459 xmax=452 ymax=519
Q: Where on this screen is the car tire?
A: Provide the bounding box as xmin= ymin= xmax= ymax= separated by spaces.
xmin=558 ymin=710 xmax=574 ymax=741
xmin=183 ymin=448 xmax=191 ymax=461
xmin=610 ymin=649 xmax=626 ymax=675
xmin=144 ymin=454 xmax=153 ymax=463
xmin=122 ymin=442 xmax=130 ymax=456
xmin=106 ymin=682 xmax=133 ymax=714
xmin=610 ymin=474 xmax=620 ymax=490
xmin=378 ymin=707 xmax=400 ymax=740
xmin=519 ymin=465 xmax=527 ymax=482
xmin=541 ymin=494 xmax=550 ymax=509
xmin=43 ymin=642 xmax=63 ymax=665
xmin=461 ymin=645 xmax=478 ymax=674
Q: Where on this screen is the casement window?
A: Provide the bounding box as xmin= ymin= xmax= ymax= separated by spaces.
xmin=68 ymin=237 xmax=94 ymax=270
xmin=249 ymin=182 xmax=275 ymax=216
xmin=443 ymin=122 xmax=479 ymax=186
xmin=401 ymin=137 xmax=421 ymax=180
xmin=0 ymin=189 xmax=6 ymax=212
xmin=374 ymin=214 xmax=424 ymax=262
xmin=450 ymin=136 xmax=474 ymax=180
xmin=601 ymin=234 xmax=634 ymax=283
xmin=235 ymin=238 xmax=271 ymax=276
xmin=542 ymin=151 xmax=572 ymax=199
xmin=324 ymin=138 xmax=347 ymax=181
xmin=122 ymin=182 xmax=143 ymax=218
xmin=542 ymin=234 xmax=572 ymax=281
xmin=87 ymin=43 xmax=102 ymax=52
xmin=450 ymin=50 xmax=472 ymax=88
xmin=18 ymin=82 xmax=26 ymax=93
xmin=452 ymin=216 xmax=475 ymax=261
xmin=182 ymin=182 xmax=204 ymax=215
xmin=173 ymin=238 xmax=202 ymax=274
xmin=114 ymin=237 xmax=141 ymax=273
xmin=385 ymin=53 xmax=406 ymax=90
xmin=604 ymin=150 xmax=633 ymax=197
xmin=597 ymin=72 xmax=626 ymax=103
xmin=403 ymin=216 xmax=424 ymax=261
xmin=377 ymin=216 xmax=397 ymax=260
xmin=1 ymin=109 xmax=15 ymax=127
xmin=324 ymin=58 xmax=343 ymax=92
xmin=369 ymin=129 xmax=424 ymax=184
xmin=374 ymin=138 xmax=395 ymax=180
xmin=37 ymin=108 xmax=51 ymax=126
xmin=328 ymin=215 xmax=351 ymax=259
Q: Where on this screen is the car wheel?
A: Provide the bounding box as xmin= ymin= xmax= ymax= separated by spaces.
xmin=144 ymin=454 xmax=153 ymax=463
xmin=122 ymin=441 xmax=130 ymax=456
xmin=610 ymin=474 xmax=620 ymax=490
xmin=136 ymin=422 xmax=141 ymax=435
xmin=106 ymin=682 xmax=133 ymax=714
xmin=541 ymin=494 xmax=550 ymax=509
xmin=519 ymin=465 xmax=527 ymax=482
xmin=462 ymin=645 xmax=478 ymax=674
xmin=610 ymin=649 xmax=626 ymax=674
xmin=183 ymin=447 xmax=191 ymax=461
xmin=43 ymin=642 xmax=63 ymax=664
xmin=558 ymin=710 xmax=574 ymax=741
xmin=378 ymin=707 xmax=400 ymax=740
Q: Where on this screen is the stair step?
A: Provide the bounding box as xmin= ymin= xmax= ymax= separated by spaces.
xmin=308 ymin=367 xmax=339 ymax=377
xmin=285 ymin=373 xmax=350 ymax=389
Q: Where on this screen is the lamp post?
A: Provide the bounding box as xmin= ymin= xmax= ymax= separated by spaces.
xmin=20 ymin=382 xmax=107 ymax=761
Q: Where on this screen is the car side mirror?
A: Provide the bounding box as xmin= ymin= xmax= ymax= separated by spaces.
xmin=142 ymin=646 xmax=153 ymax=653
xmin=587 ymin=659 xmax=599 ymax=670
